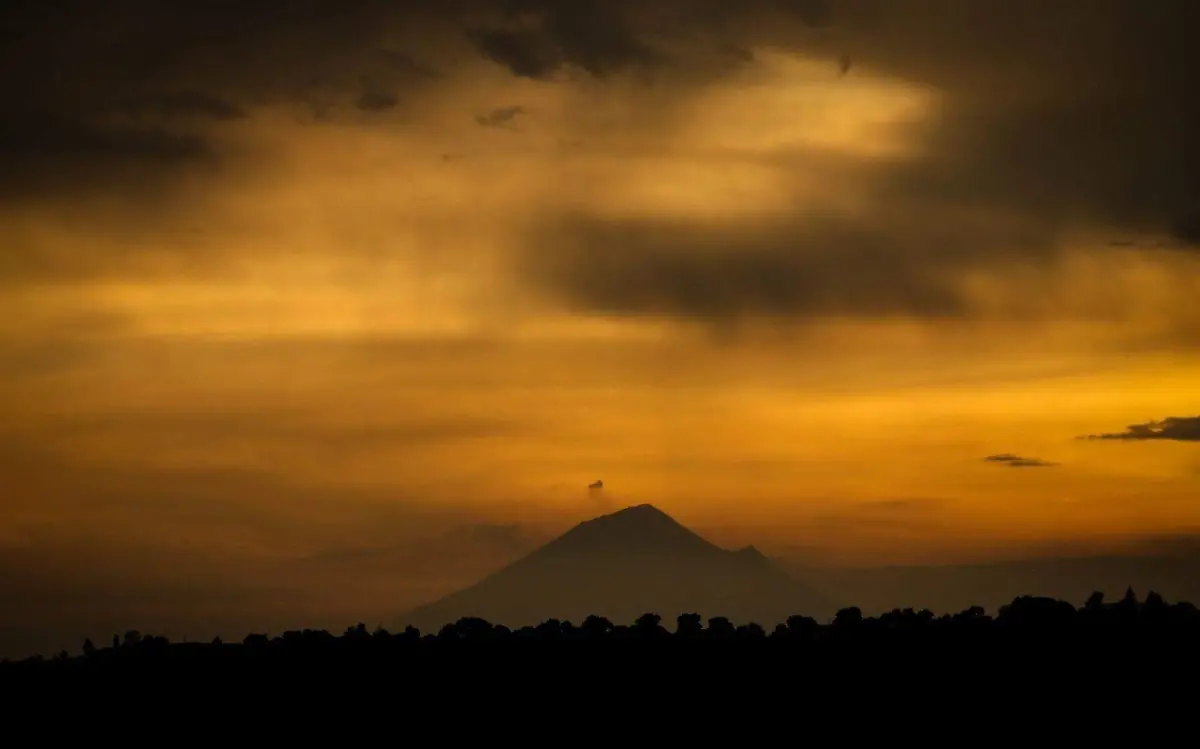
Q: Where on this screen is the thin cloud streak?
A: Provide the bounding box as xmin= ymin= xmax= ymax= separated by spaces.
xmin=984 ymin=454 xmax=1057 ymax=468
xmin=1083 ymin=416 xmax=1200 ymax=443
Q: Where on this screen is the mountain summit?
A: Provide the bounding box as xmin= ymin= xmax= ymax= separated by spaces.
xmin=398 ymin=504 xmax=836 ymax=632
xmin=532 ymin=503 xmax=718 ymax=558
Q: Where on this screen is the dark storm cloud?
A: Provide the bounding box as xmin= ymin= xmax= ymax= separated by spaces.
xmin=0 ymin=89 xmax=240 ymax=200
xmin=524 ymin=192 xmax=1056 ymax=320
xmin=0 ymin=115 xmax=219 ymax=203
xmin=505 ymin=0 xmax=1200 ymax=323
xmin=356 ymin=90 xmax=400 ymax=112
xmin=830 ymin=0 xmax=1200 ymax=249
xmin=119 ymin=91 xmax=247 ymax=121
xmin=465 ymin=2 xmax=664 ymax=79
xmin=779 ymin=0 xmax=834 ymax=28
xmin=4 ymin=0 xmax=1200 ymax=320
xmin=0 ymin=0 xmax=448 ymax=202
xmin=377 ymin=50 xmax=443 ymax=79
xmin=1084 ymin=417 xmax=1200 ymax=443
xmin=469 ymin=27 xmax=563 ymax=79
xmin=984 ymin=454 xmax=1056 ymax=469
xmin=461 ymin=0 xmax=834 ymax=79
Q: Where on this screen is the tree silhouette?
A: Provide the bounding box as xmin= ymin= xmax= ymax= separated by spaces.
xmin=633 ymin=613 xmax=666 ymax=639
xmin=5 ymin=589 xmax=1200 ymax=686
xmin=706 ymin=616 xmax=736 ymax=639
xmin=1122 ymin=586 xmax=1139 ymax=607
xmin=676 ymin=613 xmax=703 ymax=638
xmin=833 ymin=607 xmax=863 ymax=628
xmin=582 ymin=615 xmax=614 ymax=639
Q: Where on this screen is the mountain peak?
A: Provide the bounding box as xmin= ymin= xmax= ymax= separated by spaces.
xmin=539 ymin=503 xmax=715 ymax=557
xmin=601 ymin=503 xmax=673 ymax=522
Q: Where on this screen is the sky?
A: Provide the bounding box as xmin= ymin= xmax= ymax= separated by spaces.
xmin=2 ymin=0 xmax=1200 ymax=653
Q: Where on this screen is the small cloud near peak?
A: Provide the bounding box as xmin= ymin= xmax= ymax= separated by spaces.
xmin=476 ymin=105 xmax=526 ymax=128
xmin=984 ymin=454 xmax=1057 ymax=468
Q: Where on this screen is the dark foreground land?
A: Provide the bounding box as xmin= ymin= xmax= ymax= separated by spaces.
xmin=4 ymin=592 xmax=1197 ymax=734
xmin=5 ymin=591 xmax=1199 ymax=687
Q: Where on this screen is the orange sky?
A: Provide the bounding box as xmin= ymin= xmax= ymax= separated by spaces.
xmin=2 ymin=1 xmax=1200 ymax=639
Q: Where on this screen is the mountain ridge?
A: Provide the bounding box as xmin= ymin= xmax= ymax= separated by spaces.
xmin=398 ymin=504 xmax=837 ymax=632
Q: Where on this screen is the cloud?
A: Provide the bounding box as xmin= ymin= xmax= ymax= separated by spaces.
xmin=377 ymin=50 xmax=442 ymax=79
xmin=119 ymin=91 xmax=247 ymax=121
xmin=497 ymin=0 xmax=1200 ymax=326
xmin=0 ymin=114 xmax=219 ymax=203
xmin=476 ymin=105 xmax=526 ymax=127
xmin=465 ymin=2 xmax=664 ymax=80
xmin=468 ymin=27 xmax=562 ymax=80
xmin=830 ymin=0 xmax=1200 ymax=250
xmin=984 ymin=454 xmax=1057 ymax=468
xmin=3 ymin=0 xmax=1200 ymax=325
xmin=356 ymin=90 xmax=399 ymax=112
xmin=1084 ymin=416 xmax=1200 ymax=442
xmin=0 ymin=0 xmax=448 ymax=203
xmin=521 ymin=204 xmax=1053 ymax=321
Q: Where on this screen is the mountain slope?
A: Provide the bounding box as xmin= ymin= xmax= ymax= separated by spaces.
xmin=398 ymin=504 xmax=837 ymax=632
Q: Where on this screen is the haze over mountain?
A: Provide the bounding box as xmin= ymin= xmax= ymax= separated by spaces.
xmin=399 ymin=504 xmax=836 ymax=631
xmin=784 ymin=540 xmax=1200 ymax=619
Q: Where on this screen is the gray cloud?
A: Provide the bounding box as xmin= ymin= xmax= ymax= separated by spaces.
xmin=461 ymin=0 xmax=837 ymax=79
xmin=0 ymin=114 xmax=219 ymax=204
xmin=3 ymin=0 xmax=1200 ymax=321
xmin=377 ymin=50 xmax=443 ymax=79
xmin=356 ymin=90 xmax=399 ymax=112
xmin=469 ymin=27 xmax=562 ymax=79
xmin=119 ymin=90 xmax=247 ymax=121
xmin=465 ymin=1 xmax=665 ymax=80
xmin=503 ymin=0 xmax=1200 ymax=324
xmin=476 ymin=105 xmax=526 ymax=127
xmin=522 ymin=196 xmax=1055 ymax=321
xmin=1084 ymin=417 xmax=1200 ymax=443
xmin=984 ymin=454 xmax=1057 ymax=468
xmin=830 ymin=0 xmax=1200 ymax=249
xmin=0 ymin=0 xmax=447 ymax=202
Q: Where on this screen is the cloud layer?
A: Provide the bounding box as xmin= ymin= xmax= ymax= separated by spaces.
xmin=984 ymin=454 xmax=1056 ymax=469
xmin=4 ymin=0 xmax=1200 ymax=327
xmin=1085 ymin=417 xmax=1200 ymax=443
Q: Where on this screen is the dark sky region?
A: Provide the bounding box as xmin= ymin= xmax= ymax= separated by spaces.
xmin=2 ymin=0 xmax=1199 ymax=657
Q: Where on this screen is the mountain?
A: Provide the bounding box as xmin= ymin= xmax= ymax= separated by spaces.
xmin=397 ymin=504 xmax=837 ymax=632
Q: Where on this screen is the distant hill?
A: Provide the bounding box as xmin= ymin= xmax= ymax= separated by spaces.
xmin=398 ymin=504 xmax=837 ymax=632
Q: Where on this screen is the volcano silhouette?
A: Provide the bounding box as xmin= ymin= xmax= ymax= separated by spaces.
xmin=398 ymin=504 xmax=837 ymax=632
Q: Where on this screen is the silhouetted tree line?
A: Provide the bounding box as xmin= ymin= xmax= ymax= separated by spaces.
xmin=5 ymin=588 xmax=1199 ymax=684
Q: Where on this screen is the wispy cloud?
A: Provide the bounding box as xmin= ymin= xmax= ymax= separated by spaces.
xmin=1083 ymin=416 xmax=1200 ymax=442
xmin=476 ymin=105 xmax=526 ymax=128
xmin=984 ymin=454 xmax=1057 ymax=468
